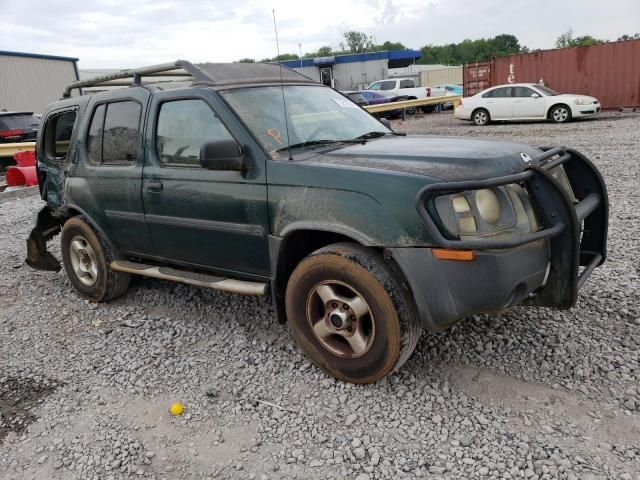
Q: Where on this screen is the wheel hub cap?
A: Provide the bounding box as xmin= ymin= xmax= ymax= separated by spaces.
xmin=68 ymin=235 xmax=98 ymax=287
xmin=306 ymin=281 xmax=375 ymax=359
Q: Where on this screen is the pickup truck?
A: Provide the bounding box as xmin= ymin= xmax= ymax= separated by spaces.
xmin=26 ymin=61 xmax=608 ymax=384
xmin=366 ymin=77 xmax=429 ymax=100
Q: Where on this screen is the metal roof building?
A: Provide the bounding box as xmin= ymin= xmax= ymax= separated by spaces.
xmin=0 ymin=50 xmax=79 ymax=113
xmin=279 ymin=50 xmax=422 ymax=91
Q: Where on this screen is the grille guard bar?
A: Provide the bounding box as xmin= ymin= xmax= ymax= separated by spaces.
xmin=414 ymin=146 xmax=609 ymax=308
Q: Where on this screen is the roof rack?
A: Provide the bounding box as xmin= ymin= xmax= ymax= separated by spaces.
xmin=63 ymin=60 xmax=318 ymax=98
xmin=63 ymin=60 xmax=194 ymax=98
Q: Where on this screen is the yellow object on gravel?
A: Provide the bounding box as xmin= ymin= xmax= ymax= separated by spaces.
xmin=169 ymin=402 xmax=184 ymax=416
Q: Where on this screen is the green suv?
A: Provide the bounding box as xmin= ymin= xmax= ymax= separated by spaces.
xmin=26 ymin=61 xmax=608 ymax=383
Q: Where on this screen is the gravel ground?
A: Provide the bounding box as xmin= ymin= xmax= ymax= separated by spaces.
xmin=1 ymin=112 xmax=638 ymax=480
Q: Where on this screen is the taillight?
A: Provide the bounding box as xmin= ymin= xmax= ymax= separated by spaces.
xmin=0 ymin=129 xmax=25 ymax=139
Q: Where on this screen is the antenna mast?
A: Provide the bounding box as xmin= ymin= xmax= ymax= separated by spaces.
xmin=273 ymin=9 xmax=293 ymax=161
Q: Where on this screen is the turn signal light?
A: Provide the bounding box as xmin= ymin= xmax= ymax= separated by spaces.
xmin=432 ymin=249 xmax=476 ymax=261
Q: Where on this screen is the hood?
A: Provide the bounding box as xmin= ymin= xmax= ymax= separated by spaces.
xmin=300 ymin=135 xmax=542 ymax=181
xmin=556 ymin=93 xmax=599 ymax=103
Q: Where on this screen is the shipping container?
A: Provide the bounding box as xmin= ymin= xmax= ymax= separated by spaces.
xmin=419 ymin=66 xmax=462 ymax=88
xmin=463 ymin=61 xmax=492 ymax=96
xmin=463 ymin=39 xmax=640 ymax=109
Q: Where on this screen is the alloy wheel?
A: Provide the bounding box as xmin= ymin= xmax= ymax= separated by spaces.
xmin=68 ymin=235 xmax=98 ymax=286
xmin=305 ymin=280 xmax=375 ymax=358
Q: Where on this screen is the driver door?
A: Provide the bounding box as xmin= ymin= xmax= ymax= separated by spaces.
xmin=141 ymin=89 xmax=270 ymax=278
xmin=513 ymin=86 xmax=546 ymax=118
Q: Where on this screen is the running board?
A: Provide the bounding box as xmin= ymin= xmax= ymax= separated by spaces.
xmin=110 ymin=260 xmax=268 ymax=296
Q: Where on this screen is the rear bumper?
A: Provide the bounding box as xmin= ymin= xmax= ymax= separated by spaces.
xmin=403 ymin=147 xmax=608 ymax=331
xmin=454 ymin=107 xmax=471 ymax=120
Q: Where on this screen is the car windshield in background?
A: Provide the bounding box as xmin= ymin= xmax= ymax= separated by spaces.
xmin=222 ymin=86 xmax=389 ymax=156
xmin=536 ymin=85 xmax=561 ymax=96
xmin=0 ymin=113 xmax=40 ymax=130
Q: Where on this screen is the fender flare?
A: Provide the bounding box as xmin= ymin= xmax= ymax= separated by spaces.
xmin=64 ymin=204 xmax=121 ymax=256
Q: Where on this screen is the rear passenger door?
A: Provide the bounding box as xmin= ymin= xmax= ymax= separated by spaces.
xmin=141 ymin=89 xmax=270 ymax=278
xmin=70 ymin=89 xmax=152 ymax=255
xmin=483 ymin=87 xmax=513 ymax=119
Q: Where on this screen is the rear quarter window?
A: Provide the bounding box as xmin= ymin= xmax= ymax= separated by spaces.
xmin=42 ymin=110 xmax=78 ymax=163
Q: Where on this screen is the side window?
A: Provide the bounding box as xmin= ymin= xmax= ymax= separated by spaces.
xmin=514 ymin=87 xmax=535 ymax=97
xmin=86 ymin=104 xmax=105 ymax=164
xmin=43 ymin=110 xmax=77 ymax=162
xmin=491 ymin=87 xmax=513 ymax=98
xmin=102 ymin=101 xmax=141 ymax=165
xmin=399 ymin=79 xmax=414 ymax=89
xmin=380 ymin=81 xmax=396 ymax=91
xmin=156 ymin=99 xmax=234 ymax=166
xmin=368 ymin=82 xmax=381 ymax=91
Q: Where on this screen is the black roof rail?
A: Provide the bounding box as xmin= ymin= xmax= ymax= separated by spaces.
xmin=62 ymin=60 xmax=318 ymax=98
xmin=62 ymin=60 xmax=193 ymax=98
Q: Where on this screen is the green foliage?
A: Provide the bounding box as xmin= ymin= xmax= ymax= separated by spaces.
xmin=618 ymin=33 xmax=640 ymax=41
xmin=417 ymin=34 xmax=524 ymax=65
xmin=555 ymin=28 xmax=606 ymax=48
xmin=237 ymin=58 xmax=256 ymax=63
xmin=343 ymin=31 xmax=375 ymax=53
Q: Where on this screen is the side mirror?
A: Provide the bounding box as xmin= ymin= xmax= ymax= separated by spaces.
xmin=199 ymin=139 xmax=246 ymax=171
xmin=379 ymin=118 xmax=392 ymax=130
xmin=531 ymin=93 xmax=541 ymax=98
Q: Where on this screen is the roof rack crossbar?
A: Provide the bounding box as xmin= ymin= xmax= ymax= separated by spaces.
xmin=63 ymin=61 xmax=190 ymax=97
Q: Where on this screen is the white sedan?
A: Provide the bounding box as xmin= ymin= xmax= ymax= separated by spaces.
xmin=454 ymin=83 xmax=600 ymax=126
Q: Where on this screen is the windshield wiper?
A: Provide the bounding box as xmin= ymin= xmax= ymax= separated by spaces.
xmin=355 ymin=131 xmax=406 ymax=139
xmin=275 ymin=139 xmax=363 ymax=153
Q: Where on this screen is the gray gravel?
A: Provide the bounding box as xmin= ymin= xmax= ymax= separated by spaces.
xmin=1 ymin=111 xmax=639 ymax=480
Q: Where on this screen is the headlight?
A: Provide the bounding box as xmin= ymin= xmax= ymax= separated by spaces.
xmin=434 ymin=185 xmax=538 ymax=239
xmin=574 ymin=98 xmax=590 ymax=105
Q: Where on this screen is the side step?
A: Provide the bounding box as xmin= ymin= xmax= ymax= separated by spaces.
xmin=111 ymin=260 xmax=268 ymax=296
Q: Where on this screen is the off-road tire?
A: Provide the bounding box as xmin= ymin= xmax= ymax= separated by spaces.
xmin=472 ymin=108 xmax=491 ymax=126
xmin=285 ymin=242 xmax=421 ymax=383
xmin=549 ymin=104 xmax=572 ymax=123
xmin=60 ymin=216 xmax=130 ymax=302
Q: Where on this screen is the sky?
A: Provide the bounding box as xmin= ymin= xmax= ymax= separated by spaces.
xmin=0 ymin=0 xmax=638 ymax=69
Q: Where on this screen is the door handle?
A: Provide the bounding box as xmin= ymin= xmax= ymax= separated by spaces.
xmin=146 ymin=180 xmax=163 ymax=192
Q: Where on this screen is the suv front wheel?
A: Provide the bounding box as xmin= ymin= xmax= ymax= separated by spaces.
xmin=285 ymin=243 xmax=420 ymax=383
xmin=60 ymin=216 xmax=130 ymax=302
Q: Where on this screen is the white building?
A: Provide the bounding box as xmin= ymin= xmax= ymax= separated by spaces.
xmin=0 ymin=50 xmax=79 ymax=113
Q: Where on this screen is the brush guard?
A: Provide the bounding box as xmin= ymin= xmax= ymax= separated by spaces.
xmin=415 ymin=147 xmax=608 ymax=309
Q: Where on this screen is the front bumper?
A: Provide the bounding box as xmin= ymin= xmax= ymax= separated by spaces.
xmin=574 ymin=104 xmax=601 ymax=117
xmin=400 ymin=146 xmax=608 ymax=331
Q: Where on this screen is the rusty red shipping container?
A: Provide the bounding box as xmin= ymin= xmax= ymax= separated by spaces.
xmin=464 ymin=39 xmax=640 ymax=109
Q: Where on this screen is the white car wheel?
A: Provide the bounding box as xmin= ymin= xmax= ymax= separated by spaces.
xmin=472 ymin=109 xmax=490 ymax=126
xmin=550 ymin=105 xmax=572 ymax=123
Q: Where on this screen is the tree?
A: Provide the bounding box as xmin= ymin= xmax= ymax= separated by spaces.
xmin=417 ymin=34 xmax=526 ymax=65
xmin=343 ymin=31 xmax=374 ymax=53
xmin=317 ymin=46 xmax=333 ymax=56
xmin=618 ymin=33 xmax=640 ymax=41
xmin=237 ymin=58 xmax=255 ymax=63
xmin=556 ymin=29 xmax=606 ymax=48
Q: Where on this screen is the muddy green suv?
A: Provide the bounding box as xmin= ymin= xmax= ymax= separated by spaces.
xmin=26 ymin=61 xmax=608 ymax=383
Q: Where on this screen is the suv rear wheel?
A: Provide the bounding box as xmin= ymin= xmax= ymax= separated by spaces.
xmin=60 ymin=216 xmax=130 ymax=302
xmin=285 ymin=243 xmax=420 ymax=383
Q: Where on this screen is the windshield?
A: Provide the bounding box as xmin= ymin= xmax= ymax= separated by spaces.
xmin=535 ymin=85 xmax=561 ymax=96
xmin=221 ymin=85 xmax=389 ymax=156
